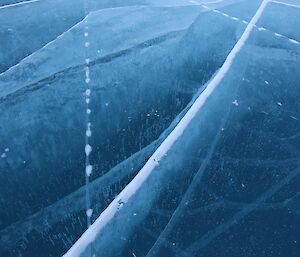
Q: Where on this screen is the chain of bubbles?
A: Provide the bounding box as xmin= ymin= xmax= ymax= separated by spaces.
xmin=83 ymin=0 xmax=93 ymax=229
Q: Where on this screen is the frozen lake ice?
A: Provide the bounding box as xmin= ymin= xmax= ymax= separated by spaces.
xmin=0 ymin=0 xmax=299 ymax=256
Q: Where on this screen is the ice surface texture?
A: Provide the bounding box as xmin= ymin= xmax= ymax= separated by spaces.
xmin=0 ymin=0 xmax=299 ymax=257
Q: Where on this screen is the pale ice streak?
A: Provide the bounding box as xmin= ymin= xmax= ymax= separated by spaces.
xmin=0 ymin=0 xmax=39 ymax=9
xmin=190 ymin=0 xmax=300 ymax=45
xmin=83 ymin=0 xmax=93 ymax=230
xmin=62 ymin=1 xmax=270 ymax=256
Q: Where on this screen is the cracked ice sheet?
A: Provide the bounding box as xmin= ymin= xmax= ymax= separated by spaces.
xmin=0 ymin=64 xmax=214 ymax=256
xmin=272 ymin=0 xmax=300 ymax=6
xmin=0 ymin=42 xmax=214 ymax=255
xmin=0 ymin=5 xmax=203 ymax=98
xmin=151 ymin=44 xmax=300 ymax=257
xmin=72 ymin=14 xmax=300 ymax=257
xmin=142 ymin=36 xmax=300 ymax=256
xmin=0 ymin=8 xmax=250 ymax=254
xmin=257 ymin=1 xmax=300 ymax=42
xmin=2 ymin=3 xmax=256 ymax=255
xmin=0 ymin=36 xmax=184 ymax=227
xmin=0 ymin=3 xmax=257 ymax=255
xmin=0 ymin=139 xmax=159 ymax=256
xmin=0 ymin=0 xmax=249 ymax=230
xmin=0 ymin=0 xmax=146 ymax=73
xmin=217 ymin=0 xmax=264 ymax=21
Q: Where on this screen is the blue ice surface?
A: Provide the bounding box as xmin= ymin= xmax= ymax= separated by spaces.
xmin=0 ymin=0 xmax=299 ymax=256
xmin=0 ymin=0 xmax=144 ymax=73
xmin=0 ymin=0 xmax=33 ymax=6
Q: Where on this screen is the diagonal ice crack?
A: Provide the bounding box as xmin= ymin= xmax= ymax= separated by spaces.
xmin=0 ymin=29 xmax=183 ymax=100
xmin=143 ymin=227 xmax=188 ymax=256
xmin=0 ymin=12 xmax=91 ymax=77
xmin=145 ymin=105 xmax=232 ymax=257
xmin=270 ymin=0 xmax=300 ymax=9
xmin=186 ymin=196 xmax=300 ymax=216
xmin=62 ymin=1 xmax=270 ymax=256
xmin=184 ymin=165 xmax=300 ymax=255
xmin=190 ymin=0 xmax=300 ymax=45
xmin=0 ymin=0 xmax=39 ymax=9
